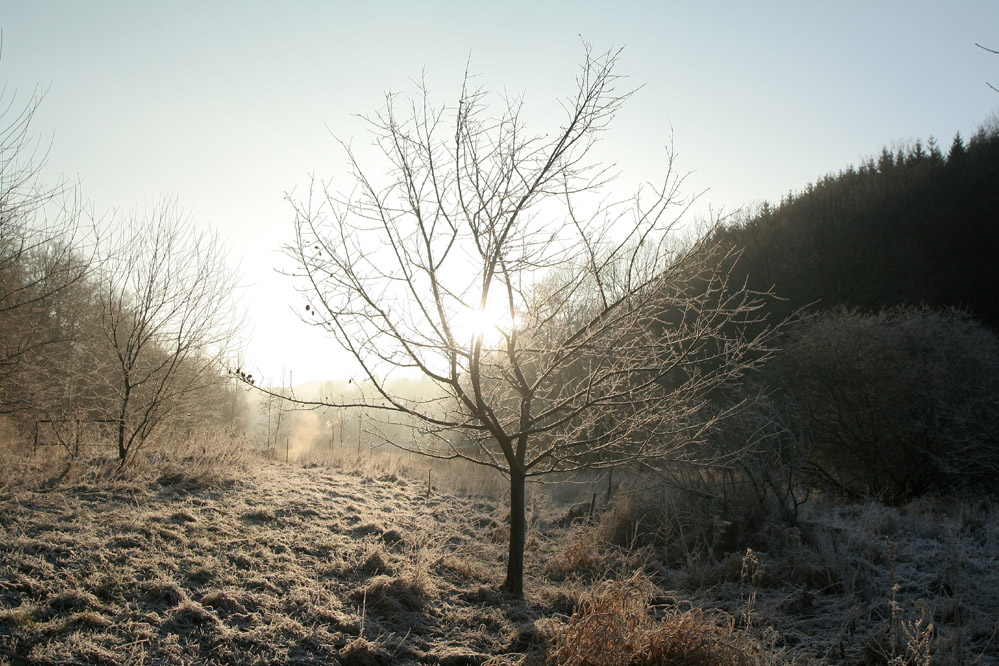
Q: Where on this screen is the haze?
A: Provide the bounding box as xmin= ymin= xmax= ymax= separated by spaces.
xmin=1 ymin=0 xmax=996 ymax=383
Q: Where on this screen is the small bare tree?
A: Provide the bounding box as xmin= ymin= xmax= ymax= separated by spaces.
xmin=88 ymin=200 xmax=241 ymax=465
xmin=286 ymin=46 xmax=772 ymax=595
xmin=256 ymin=371 xmax=295 ymax=455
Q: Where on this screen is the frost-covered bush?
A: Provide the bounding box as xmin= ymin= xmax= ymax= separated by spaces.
xmin=769 ymin=306 xmax=999 ymax=502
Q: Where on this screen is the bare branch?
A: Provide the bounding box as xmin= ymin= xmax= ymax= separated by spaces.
xmin=281 ymin=44 xmax=775 ymax=595
xmin=84 ymin=200 xmax=243 ymax=465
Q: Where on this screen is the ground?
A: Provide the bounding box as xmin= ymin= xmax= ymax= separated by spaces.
xmin=1 ymin=458 xmax=561 ymax=664
xmin=1 ymin=451 xmax=997 ymax=665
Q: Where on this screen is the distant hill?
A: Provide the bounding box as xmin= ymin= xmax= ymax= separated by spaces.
xmin=714 ymin=116 xmax=999 ymax=327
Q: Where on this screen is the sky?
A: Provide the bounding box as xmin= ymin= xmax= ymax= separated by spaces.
xmin=1 ymin=1 xmax=997 ymax=384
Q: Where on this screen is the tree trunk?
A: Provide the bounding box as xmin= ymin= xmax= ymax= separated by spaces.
xmin=502 ymin=466 xmax=527 ymax=596
xmin=116 ymin=386 xmax=130 ymax=465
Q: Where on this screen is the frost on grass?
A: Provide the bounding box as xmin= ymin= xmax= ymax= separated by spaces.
xmin=0 ymin=459 xmax=539 ymax=664
xmin=1 ymin=453 xmax=997 ymax=665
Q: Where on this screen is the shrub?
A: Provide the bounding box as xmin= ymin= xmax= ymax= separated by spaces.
xmin=766 ymin=307 xmax=999 ymax=502
xmin=547 ymin=573 xmax=771 ymax=666
xmin=594 ymin=475 xmax=779 ymax=566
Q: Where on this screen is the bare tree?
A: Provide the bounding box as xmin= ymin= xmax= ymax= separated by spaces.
xmin=286 ymin=45 xmax=773 ymax=595
xmin=256 ymin=371 xmax=295 ymax=455
xmin=0 ymin=64 xmax=93 ymax=415
xmin=88 ymin=200 xmax=241 ymax=465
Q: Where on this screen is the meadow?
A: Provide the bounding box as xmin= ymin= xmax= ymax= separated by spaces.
xmin=2 ymin=434 xmax=996 ymax=665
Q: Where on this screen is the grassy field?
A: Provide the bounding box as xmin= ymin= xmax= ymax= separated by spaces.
xmin=1 ymin=439 xmax=997 ymax=665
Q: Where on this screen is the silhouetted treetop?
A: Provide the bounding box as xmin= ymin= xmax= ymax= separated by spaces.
xmin=715 ymin=117 xmax=999 ymax=328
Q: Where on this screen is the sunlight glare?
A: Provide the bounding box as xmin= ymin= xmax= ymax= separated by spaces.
xmin=454 ymin=301 xmax=520 ymax=346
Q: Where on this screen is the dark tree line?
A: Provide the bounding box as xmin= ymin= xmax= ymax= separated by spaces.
xmin=714 ymin=119 xmax=999 ymax=328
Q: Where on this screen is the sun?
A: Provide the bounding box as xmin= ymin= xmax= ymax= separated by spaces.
xmin=453 ymin=302 xmax=519 ymax=346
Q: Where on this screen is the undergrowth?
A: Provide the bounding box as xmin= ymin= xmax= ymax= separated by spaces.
xmin=0 ymin=424 xmax=253 ymax=494
xmin=547 ymin=572 xmax=777 ymax=666
xmin=2 ymin=432 xmax=998 ymax=664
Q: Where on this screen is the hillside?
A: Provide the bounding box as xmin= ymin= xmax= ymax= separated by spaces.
xmin=2 ymin=451 xmax=997 ymax=665
xmin=1 ymin=457 xmax=548 ymax=664
xmin=715 ymin=120 xmax=999 ymax=328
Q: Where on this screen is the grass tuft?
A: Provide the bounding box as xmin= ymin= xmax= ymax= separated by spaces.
xmin=166 ymin=599 xmax=222 ymax=629
xmin=339 ymin=636 xmax=394 ymax=666
xmin=548 ymin=573 xmax=772 ymax=666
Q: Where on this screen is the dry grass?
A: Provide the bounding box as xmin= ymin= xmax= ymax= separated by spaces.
xmin=2 ymin=433 xmax=998 ymax=665
xmin=0 ymin=422 xmax=252 ymax=494
xmin=0 ymin=438 xmax=549 ymax=664
xmin=548 ymin=573 xmax=771 ymax=666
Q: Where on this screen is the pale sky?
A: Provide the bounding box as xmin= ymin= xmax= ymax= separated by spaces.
xmin=2 ymin=1 xmax=997 ymax=384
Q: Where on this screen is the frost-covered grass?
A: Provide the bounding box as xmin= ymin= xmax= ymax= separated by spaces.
xmin=2 ymin=438 xmax=997 ymax=665
xmin=0 ymin=443 xmax=570 ymax=664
